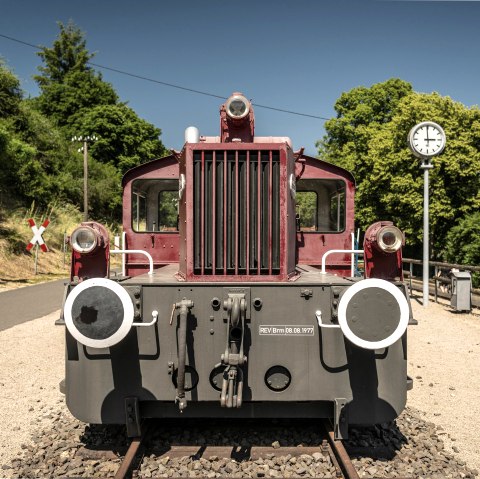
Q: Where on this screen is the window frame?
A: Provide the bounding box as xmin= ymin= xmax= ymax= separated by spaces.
xmin=131 ymin=178 xmax=179 ymax=234
xmin=296 ymin=178 xmax=347 ymax=234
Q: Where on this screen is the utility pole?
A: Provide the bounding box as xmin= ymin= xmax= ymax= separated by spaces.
xmin=71 ymin=135 xmax=98 ymax=221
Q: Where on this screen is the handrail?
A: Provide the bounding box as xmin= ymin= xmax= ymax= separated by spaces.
xmin=350 ymin=232 xmax=355 ymax=277
xmin=122 ymin=231 xmax=126 ymax=276
xmin=110 ymin=249 xmax=154 ymax=275
xmin=133 ymin=310 xmax=158 ymax=327
xmin=321 ymin=249 xmax=364 ymax=274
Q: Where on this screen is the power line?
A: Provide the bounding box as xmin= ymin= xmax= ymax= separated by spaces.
xmin=87 ymin=61 xmax=228 ymax=101
xmin=0 ymin=32 xmax=330 ymax=121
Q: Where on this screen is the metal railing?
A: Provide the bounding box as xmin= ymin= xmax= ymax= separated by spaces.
xmin=402 ymin=258 xmax=480 ymax=303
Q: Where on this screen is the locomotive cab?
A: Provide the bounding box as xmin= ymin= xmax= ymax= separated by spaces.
xmin=62 ymin=93 xmax=412 ymax=439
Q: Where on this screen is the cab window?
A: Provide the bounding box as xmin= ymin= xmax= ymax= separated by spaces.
xmin=296 ymin=179 xmax=346 ymax=233
xmin=132 ymin=179 xmax=179 ymax=232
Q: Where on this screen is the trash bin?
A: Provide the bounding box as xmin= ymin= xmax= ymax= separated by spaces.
xmin=450 ymin=271 xmax=472 ymax=312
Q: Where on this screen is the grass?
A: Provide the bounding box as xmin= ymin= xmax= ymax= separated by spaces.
xmin=0 ymin=201 xmax=119 ymax=291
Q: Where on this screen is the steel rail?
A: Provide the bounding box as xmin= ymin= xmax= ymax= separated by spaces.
xmin=113 ymin=423 xmax=149 ymax=479
xmin=72 ymin=419 xmax=419 ymax=479
xmin=322 ymin=420 xmax=360 ymax=479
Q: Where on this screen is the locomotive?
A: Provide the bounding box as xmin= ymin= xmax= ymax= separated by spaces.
xmin=61 ymin=93 xmax=413 ymax=439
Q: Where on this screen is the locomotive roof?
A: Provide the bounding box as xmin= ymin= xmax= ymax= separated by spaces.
xmin=122 ymin=154 xmax=177 ymax=187
xmin=297 ymin=154 xmax=355 ymax=185
xmin=121 ymin=151 xmax=355 ymax=187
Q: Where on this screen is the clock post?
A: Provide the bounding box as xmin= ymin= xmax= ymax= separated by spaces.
xmin=407 ymin=122 xmax=446 ymax=308
xmin=419 ymin=158 xmax=433 ymax=308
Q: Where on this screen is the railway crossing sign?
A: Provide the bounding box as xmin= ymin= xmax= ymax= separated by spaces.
xmin=26 ymin=218 xmax=50 ymax=253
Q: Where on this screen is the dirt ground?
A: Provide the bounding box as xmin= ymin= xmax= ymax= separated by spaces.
xmin=0 ymin=310 xmax=64 ymax=467
xmin=407 ymin=295 xmax=480 ymax=471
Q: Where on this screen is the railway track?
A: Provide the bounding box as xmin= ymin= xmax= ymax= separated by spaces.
xmin=65 ymin=419 xmax=413 ymax=479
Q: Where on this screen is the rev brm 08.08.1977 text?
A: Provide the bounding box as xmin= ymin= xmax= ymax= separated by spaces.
xmin=259 ymin=326 xmax=315 ymax=336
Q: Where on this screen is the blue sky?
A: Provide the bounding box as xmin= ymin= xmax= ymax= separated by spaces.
xmin=1 ymin=0 xmax=479 ymax=155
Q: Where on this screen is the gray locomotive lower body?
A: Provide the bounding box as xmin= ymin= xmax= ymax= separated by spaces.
xmin=64 ymin=280 xmax=410 ymax=439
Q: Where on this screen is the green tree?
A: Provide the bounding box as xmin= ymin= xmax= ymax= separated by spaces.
xmin=31 ymin=21 xmax=167 ymax=218
xmin=35 ymin=20 xmax=92 ymax=87
xmin=0 ymin=59 xmax=22 ymax=118
xmin=444 ymin=212 xmax=480 ymax=286
xmin=318 ymin=78 xmax=413 ymax=170
xmin=158 ymin=191 xmax=178 ymax=230
xmin=33 ymin=21 xmax=117 ymax=127
xmin=0 ymin=52 xmax=126 ymax=221
xmin=0 ymin=99 xmax=75 ymax=206
xmin=71 ymin=103 xmax=166 ymax=174
xmin=319 ymin=79 xmax=480 ymax=260
xmin=444 ymin=212 xmax=480 ymax=266
xmin=296 ymin=192 xmax=317 ymax=230
xmin=61 ymin=152 xmax=122 ymax=218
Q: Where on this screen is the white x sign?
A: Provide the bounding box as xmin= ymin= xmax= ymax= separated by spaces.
xmin=26 ymin=218 xmax=50 ymax=252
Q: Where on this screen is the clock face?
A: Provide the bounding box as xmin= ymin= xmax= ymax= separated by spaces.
xmin=408 ymin=122 xmax=446 ymax=158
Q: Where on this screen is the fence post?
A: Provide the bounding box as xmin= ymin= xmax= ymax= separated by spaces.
xmin=409 ymin=262 xmax=413 ymax=296
xmin=63 ymin=231 xmax=67 ymax=267
xmin=434 ymin=265 xmax=438 ymax=303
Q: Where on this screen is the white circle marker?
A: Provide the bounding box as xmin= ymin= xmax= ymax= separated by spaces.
xmin=64 ymin=278 xmax=134 ymax=349
xmin=337 ymin=278 xmax=409 ymax=350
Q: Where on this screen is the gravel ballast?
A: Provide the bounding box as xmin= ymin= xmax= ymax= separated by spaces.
xmin=0 ymin=299 xmax=479 ymax=477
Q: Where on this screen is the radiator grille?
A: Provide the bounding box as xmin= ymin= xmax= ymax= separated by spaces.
xmin=193 ymin=150 xmax=280 ymax=275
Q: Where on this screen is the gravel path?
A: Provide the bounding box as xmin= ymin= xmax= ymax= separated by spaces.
xmin=0 ymin=298 xmax=478 ymax=477
xmin=0 ymin=311 xmax=64 ymax=469
xmin=407 ymin=295 xmax=480 ymax=471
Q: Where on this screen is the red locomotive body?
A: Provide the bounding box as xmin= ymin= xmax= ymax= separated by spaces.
xmin=120 ymin=95 xmax=356 ymax=281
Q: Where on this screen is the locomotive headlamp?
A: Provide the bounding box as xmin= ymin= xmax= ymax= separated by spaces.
xmin=376 ymin=225 xmax=403 ymax=253
xmin=71 ymin=226 xmax=98 ymax=254
xmin=226 ymin=94 xmax=250 ymax=120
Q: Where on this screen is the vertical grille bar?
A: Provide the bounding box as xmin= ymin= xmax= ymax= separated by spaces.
xmin=223 ymin=150 xmax=227 ymax=275
xmin=235 ymin=151 xmax=239 ymax=275
xmin=227 ymin=151 xmax=234 ymax=272
xmin=250 ymin=153 xmax=257 ymax=272
xmin=238 ymin=152 xmax=247 ymax=273
xmin=260 ymin=152 xmax=266 ymax=272
xmin=215 ymin=154 xmax=223 ymax=272
xmin=268 ymin=150 xmax=273 ymax=275
xmin=246 ymin=151 xmax=250 ymax=275
xmin=205 ymin=152 xmax=213 ymax=272
xmin=193 ymin=152 xmax=201 ymax=272
xmin=272 ymin=152 xmax=280 ymax=271
xmin=212 ymin=150 xmax=216 ymax=273
xmin=200 ymin=151 xmax=205 ymax=275
xmin=257 ymin=151 xmax=261 ymax=275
